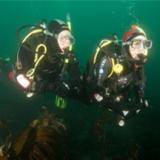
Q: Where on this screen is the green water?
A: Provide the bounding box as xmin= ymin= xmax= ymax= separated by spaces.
xmin=0 ymin=0 xmax=160 ymax=159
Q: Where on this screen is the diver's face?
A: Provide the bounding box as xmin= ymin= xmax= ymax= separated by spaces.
xmin=129 ymin=35 xmax=150 ymax=61
xmin=57 ymin=30 xmax=74 ymax=52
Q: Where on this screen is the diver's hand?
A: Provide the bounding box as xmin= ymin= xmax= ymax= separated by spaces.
xmin=94 ymin=93 xmax=103 ymax=102
xmin=135 ymin=97 xmax=149 ymax=109
xmin=54 ymin=80 xmax=70 ymax=97
xmin=139 ymin=98 xmax=149 ymax=108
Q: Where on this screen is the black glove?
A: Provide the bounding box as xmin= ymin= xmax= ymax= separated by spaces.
xmin=138 ymin=97 xmax=149 ymax=108
xmin=54 ymin=80 xmax=70 ymax=97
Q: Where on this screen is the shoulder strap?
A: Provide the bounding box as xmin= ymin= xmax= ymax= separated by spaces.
xmin=93 ymin=39 xmax=112 ymax=65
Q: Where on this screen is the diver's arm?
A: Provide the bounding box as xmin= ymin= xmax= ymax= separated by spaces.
xmin=88 ymin=55 xmax=112 ymax=103
xmin=67 ymin=56 xmax=82 ymax=96
xmin=135 ymin=68 xmax=145 ymax=97
xmin=43 ymin=54 xmax=82 ymax=97
xmin=134 ymin=68 xmax=148 ymax=108
xmin=135 ymin=85 xmax=149 ymax=108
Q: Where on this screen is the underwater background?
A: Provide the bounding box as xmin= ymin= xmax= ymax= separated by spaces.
xmin=0 ymin=0 xmax=159 ymax=159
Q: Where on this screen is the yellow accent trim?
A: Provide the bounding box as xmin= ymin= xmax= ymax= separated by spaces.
xmin=66 ymin=15 xmax=72 ymax=51
xmin=108 ymin=58 xmax=115 ymax=78
xmin=69 ymin=45 xmax=72 ymax=51
xmin=93 ymin=47 xmax=100 ymax=64
xmin=34 ymin=53 xmax=38 ymax=63
xmin=26 ymin=44 xmax=47 ymax=79
xmin=35 ymin=44 xmax=47 ymax=53
xmin=101 ymin=41 xmax=111 ymax=48
xmin=144 ymin=50 xmax=148 ymax=56
xmin=99 ymin=39 xmax=110 ymax=46
xmin=34 ymin=44 xmax=47 ymax=62
xmin=25 ymin=69 xmax=34 ymax=79
xmin=64 ymin=58 xmax=69 ymax=64
xmin=22 ymin=29 xmax=43 ymax=43
xmin=66 ymin=13 xmax=72 ymax=31
xmin=107 ymin=58 xmax=124 ymax=78
xmin=67 ymin=21 xmax=71 ymax=31
xmin=93 ymin=40 xmax=112 ymax=64
xmin=113 ymin=63 xmax=123 ymax=74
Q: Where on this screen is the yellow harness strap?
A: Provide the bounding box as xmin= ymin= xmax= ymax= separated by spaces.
xmin=26 ymin=44 xmax=47 ymax=79
xmin=107 ymin=58 xmax=115 ymax=78
xmin=93 ymin=39 xmax=112 ymax=64
xmin=22 ymin=29 xmax=43 ymax=43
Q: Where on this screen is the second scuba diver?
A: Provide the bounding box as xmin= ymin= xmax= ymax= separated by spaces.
xmin=84 ymin=24 xmax=152 ymax=125
xmin=0 ymin=18 xmax=82 ymax=106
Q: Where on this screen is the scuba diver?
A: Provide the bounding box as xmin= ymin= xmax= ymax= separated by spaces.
xmin=0 ymin=18 xmax=82 ymax=106
xmin=84 ymin=24 xmax=152 ymax=126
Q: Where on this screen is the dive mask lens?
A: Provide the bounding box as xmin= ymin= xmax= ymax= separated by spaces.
xmin=143 ymin=40 xmax=152 ymax=49
xmin=58 ymin=34 xmax=75 ymax=45
xmin=131 ymin=39 xmax=142 ymax=49
xmin=131 ymin=39 xmax=152 ymax=49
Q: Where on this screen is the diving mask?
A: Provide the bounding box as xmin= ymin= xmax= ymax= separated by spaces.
xmin=57 ymin=30 xmax=75 ymax=50
xmin=123 ymin=39 xmax=152 ymax=49
xmin=58 ymin=34 xmax=75 ymax=45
